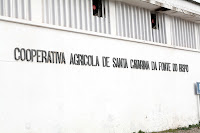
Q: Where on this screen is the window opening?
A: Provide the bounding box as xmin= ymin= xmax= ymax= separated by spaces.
xmin=93 ymin=0 xmax=103 ymax=17
xmin=151 ymin=13 xmax=159 ymax=29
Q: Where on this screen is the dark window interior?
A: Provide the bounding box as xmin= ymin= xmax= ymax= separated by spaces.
xmin=151 ymin=13 xmax=159 ymax=29
xmin=93 ymin=0 xmax=103 ymax=17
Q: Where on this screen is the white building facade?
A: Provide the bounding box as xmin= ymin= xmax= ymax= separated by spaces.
xmin=1 ymin=0 xmax=200 ymax=132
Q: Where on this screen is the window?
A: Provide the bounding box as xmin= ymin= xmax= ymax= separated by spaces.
xmin=93 ymin=0 xmax=103 ymax=17
xmin=151 ymin=13 xmax=159 ymax=29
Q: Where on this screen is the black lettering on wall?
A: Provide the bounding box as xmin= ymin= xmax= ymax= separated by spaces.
xmin=20 ymin=48 xmax=26 ymax=61
xmin=26 ymin=49 xmax=31 ymax=62
xmin=112 ymin=58 xmax=128 ymax=68
xmin=32 ymin=49 xmax=36 ymax=62
xmin=13 ymin=48 xmax=190 ymax=72
xmin=14 ymin=48 xmax=21 ymax=61
xmin=173 ymin=63 xmax=178 ymax=72
xmin=42 ymin=50 xmax=47 ymax=63
xmin=102 ymin=56 xmax=110 ymax=67
xmin=70 ymin=53 xmax=75 ymax=65
xmin=151 ymin=61 xmax=157 ymax=70
xmin=37 ymin=50 xmax=42 ymax=63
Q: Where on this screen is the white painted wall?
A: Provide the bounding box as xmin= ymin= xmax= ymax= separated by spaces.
xmin=0 ymin=20 xmax=200 ymax=133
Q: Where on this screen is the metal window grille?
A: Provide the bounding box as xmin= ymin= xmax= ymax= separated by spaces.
xmin=42 ymin=0 xmax=111 ymax=34
xmin=171 ymin=16 xmax=197 ymax=49
xmin=0 ymin=0 xmax=31 ymax=20
xmin=115 ymin=1 xmax=167 ymax=44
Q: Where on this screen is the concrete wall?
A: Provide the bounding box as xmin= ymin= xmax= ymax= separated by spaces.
xmin=0 ymin=20 xmax=200 ymax=133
